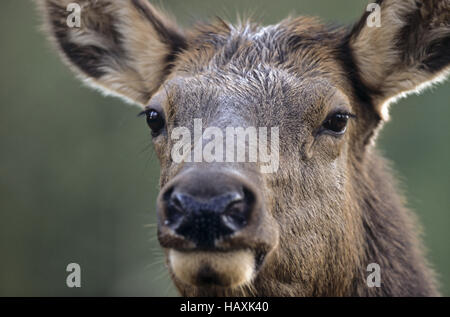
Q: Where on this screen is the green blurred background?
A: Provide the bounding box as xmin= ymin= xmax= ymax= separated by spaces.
xmin=0 ymin=0 xmax=448 ymax=296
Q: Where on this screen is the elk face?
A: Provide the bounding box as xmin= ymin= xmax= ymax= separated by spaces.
xmin=40 ymin=0 xmax=449 ymax=296
xmin=129 ymin=18 xmax=366 ymax=294
xmin=150 ymin=73 xmax=358 ymax=294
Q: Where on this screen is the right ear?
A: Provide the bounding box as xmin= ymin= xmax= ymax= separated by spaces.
xmin=36 ymin=0 xmax=187 ymax=106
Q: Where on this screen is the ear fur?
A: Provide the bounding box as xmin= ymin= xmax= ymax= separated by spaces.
xmin=350 ymin=0 xmax=450 ymax=119
xmin=36 ymin=0 xmax=187 ymax=106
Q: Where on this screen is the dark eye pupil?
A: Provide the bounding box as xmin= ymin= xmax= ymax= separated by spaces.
xmin=145 ymin=109 xmax=164 ymax=135
xmin=323 ymin=113 xmax=349 ymax=133
xmin=147 ymin=110 xmax=159 ymax=121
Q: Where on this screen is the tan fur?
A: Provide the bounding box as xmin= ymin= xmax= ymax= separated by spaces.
xmin=350 ymin=0 xmax=450 ymax=119
xmin=169 ymin=250 xmax=255 ymax=288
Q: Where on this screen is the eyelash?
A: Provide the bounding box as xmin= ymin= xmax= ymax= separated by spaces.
xmin=329 ymin=111 xmax=357 ymax=120
xmin=137 ymin=110 xmax=149 ymax=117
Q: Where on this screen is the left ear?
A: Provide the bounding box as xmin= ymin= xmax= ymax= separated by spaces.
xmin=36 ymin=0 xmax=187 ymax=107
xmin=349 ymin=0 xmax=450 ymax=119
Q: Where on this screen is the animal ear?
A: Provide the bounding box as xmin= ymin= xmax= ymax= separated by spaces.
xmin=37 ymin=0 xmax=187 ymax=106
xmin=349 ymin=0 xmax=450 ymax=119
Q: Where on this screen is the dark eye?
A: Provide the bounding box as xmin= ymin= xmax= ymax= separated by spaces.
xmin=141 ymin=109 xmax=165 ymax=136
xmin=322 ymin=113 xmax=352 ymax=135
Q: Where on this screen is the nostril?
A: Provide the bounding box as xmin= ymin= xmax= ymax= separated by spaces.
xmin=164 ymin=190 xmax=186 ymax=228
xmin=243 ymin=186 xmax=256 ymax=206
xmin=171 ymin=193 xmax=184 ymax=211
xmin=221 ymin=186 xmax=255 ymax=231
xmin=222 ymin=200 xmax=248 ymax=230
xmin=162 ymin=186 xmax=174 ymax=204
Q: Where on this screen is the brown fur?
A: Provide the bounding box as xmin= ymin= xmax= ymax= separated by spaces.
xmin=37 ymin=0 xmax=449 ymax=296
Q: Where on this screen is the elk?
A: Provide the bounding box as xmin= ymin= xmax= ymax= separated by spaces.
xmin=37 ymin=0 xmax=449 ymax=296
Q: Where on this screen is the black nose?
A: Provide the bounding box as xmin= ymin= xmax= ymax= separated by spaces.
xmin=162 ymin=187 xmax=255 ymax=248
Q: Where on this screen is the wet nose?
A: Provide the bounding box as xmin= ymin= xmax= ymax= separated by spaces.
xmin=159 ymin=173 xmax=257 ymax=248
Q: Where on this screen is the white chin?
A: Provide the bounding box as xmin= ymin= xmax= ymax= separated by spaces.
xmin=169 ymin=249 xmax=255 ymax=288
